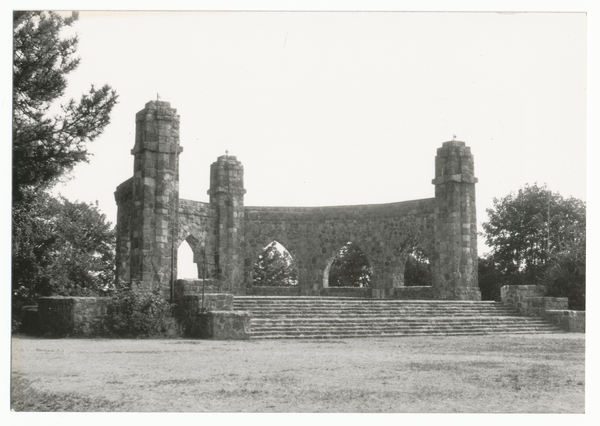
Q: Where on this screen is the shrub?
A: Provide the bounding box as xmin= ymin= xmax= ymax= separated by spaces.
xmin=101 ymin=286 xmax=181 ymax=338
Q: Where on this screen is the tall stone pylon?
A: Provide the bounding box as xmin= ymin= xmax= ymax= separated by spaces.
xmin=431 ymin=140 xmax=481 ymax=300
xmin=208 ymin=154 xmax=246 ymax=294
xmin=119 ymin=100 xmax=183 ymax=297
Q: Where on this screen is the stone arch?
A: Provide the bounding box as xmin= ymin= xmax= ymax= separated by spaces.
xmin=323 ymin=241 xmax=373 ymax=288
xmin=176 ymin=233 xmax=207 ymax=280
xmin=177 ymin=239 xmax=197 ymax=279
xmin=244 ymin=233 xmax=302 ymax=286
xmin=403 ymin=245 xmax=433 ymax=287
xmin=251 ymin=240 xmax=299 ymax=287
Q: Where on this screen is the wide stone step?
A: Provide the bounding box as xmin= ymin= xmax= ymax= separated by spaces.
xmin=250 ymin=317 xmax=553 ymax=325
xmin=232 ymin=296 xmax=564 ymax=339
xmin=237 ymin=309 xmax=520 ymax=318
xmin=249 ymin=327 xmax=563 ymax=339
xmin=241 ymin=308 xmax=518 ymax=316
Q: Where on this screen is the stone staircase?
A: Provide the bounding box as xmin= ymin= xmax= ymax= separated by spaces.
xmin=233 ymin=296 xmax=564 ymax=339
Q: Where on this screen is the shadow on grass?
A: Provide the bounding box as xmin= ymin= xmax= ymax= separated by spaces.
xmin=11 ymin=374 xmax=125 ymax=412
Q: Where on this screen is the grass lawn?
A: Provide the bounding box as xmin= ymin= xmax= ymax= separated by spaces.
xmin=11 ymin=333 xmax=585 ymax=413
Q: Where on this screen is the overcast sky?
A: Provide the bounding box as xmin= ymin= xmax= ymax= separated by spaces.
xmin=45 ymin=10 xmax=587 ymax=261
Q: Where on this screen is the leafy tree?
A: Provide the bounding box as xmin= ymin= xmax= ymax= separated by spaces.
xmin=328 ymin=242 xmax=372 ymax=287
xmin=404 ymin=248 xmax=432 ymax=287
xmin=100 ymin=286 xmax=181 ymax=338
xmin=253 ymin=242 xmax=299 ymax=286
xmin=12 ymin=11 xmax=118 ymax=202
xmin=481 ymin=184 xmax=586 ymax=308
xmin=477 ymin=256 xmax=506 ymax=301
xmin=12 ymin=194 xmax=115 ymax=313
xmin=12 ymin=11 xmax=118 ymax=326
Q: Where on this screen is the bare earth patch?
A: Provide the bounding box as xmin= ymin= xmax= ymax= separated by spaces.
xmin=11 ymin=334 xmax=584 ymax=413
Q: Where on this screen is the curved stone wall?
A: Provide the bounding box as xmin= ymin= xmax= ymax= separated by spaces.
xmin=115 ymin=101 xmax=480 ymax=300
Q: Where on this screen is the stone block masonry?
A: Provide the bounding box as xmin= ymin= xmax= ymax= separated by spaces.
xmin=501 ymin=285 xmax=583 ymax=333
xmin=115 ymin=101 xmax=482 ymax=301
xmin=37 ymin=297 xmax=111 ymax=336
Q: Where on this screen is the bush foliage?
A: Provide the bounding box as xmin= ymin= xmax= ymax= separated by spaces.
xmin=480 ymin=184 xmax=585 ymax=309
xmin=101 ymin=287 xmax=181 ymax=338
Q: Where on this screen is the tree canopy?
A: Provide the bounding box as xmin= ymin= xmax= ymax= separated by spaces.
xmin=253 ymin=242 xmax=299 ymax=286
xmin=404 ymin=248 xmax=432 ymax=287
xmin=480 ymin=184 xmax=585 ymax=309
xmin=328 ymin=242 xmax=372 ymax=287
xmin=12 ymin=11 xmax=119 ymax=328
xmin=12 ymin=11 xmax=118 ymax=202
xmin=12 ymin=194 xmax=115 ymax=307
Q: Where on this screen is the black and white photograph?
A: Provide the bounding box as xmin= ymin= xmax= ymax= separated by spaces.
xmin=7 ymin=1 xmax=595 ymax=419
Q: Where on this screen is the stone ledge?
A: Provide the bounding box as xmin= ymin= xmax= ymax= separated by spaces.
xmin=501 ymin=285 xmax=582 ymax=333
xmin=198 ymin=311 xmax=251 ymax=340
xmin=544 ymin=310 xmax=585 ymax=333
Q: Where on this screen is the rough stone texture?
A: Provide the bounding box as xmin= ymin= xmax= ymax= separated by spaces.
xmin=500 ymin=285 xmax=568 ymax=316
xmin=320 ymin=287 xmax=372 ymax=298
xmin=243 ymin=200 xmax=435 ymax=298
xmin=501 ymin=285 xmax=546 ymax=309
xmin=115 ymin=100 xmax=183 ymax=299
xmin=198 ymin=311 xmax=251 ymax=340
xmin=175 ymin=293 xmax=234 ymax=312
xmin=172 ymin=293 xmax=237 ymax=337
xmin=544 ymin=310 xmax=586 ymax=333
xmin=501 ymin=285 xmax=582 ymax=333
xmin=249 ymin=286 xmax=302 ymax=296
xmin=115 ymin=101 xmax=481 ymax=300
xmin=174 ymin=278 xmax=222 ymax=300
xmin=392 ymin=286 xmax=435 ymax=300
xmin=37 ymin=297 xmax=111 ymax=336
xmin=432 ymin=141 xmax=480 ymax=300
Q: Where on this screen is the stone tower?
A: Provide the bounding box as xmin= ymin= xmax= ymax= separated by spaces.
xmin=208 ymin=154 xmax=246 ymax=294
xmin=115 ymin=100 xmax=183 ymax=297
xmin=431 ymin=140 xmax=481 ymax=300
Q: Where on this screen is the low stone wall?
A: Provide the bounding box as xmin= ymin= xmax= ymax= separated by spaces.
xmin=501 ymin=285 xmax=582 ymax=333
xmin=174 ymin=279 xmax=222 ymax=299
xmin=500 ymin=285 xmax=568 ymax=315
xmin=393 ymin=286 xmax=434 ymax=300
xmin=197 ymin=311 xmax=251 ymax=340
xmin=174 ymin=293 xmax=234 ymax=312
xmin=172 ymin=293 xmax=254 ymax=339
xmin=518 ymin=296 xmax=569 ymax=317
xmin=19 ymin=305 xmax=39 ymax=334
xmin=500 ymin=285 xmax=545 ymax=311
xmin=320 ymin=287 xmax=372 ymax=298
xmin=544 ymin=310 xmax=586 ymax=333
xmin=37 ymin=296 xmax=111 ymax=336
xmin=249 ymin=286 xmax=301 ymax=296
xmin=31 ymin=293 xmax=250 ymax=340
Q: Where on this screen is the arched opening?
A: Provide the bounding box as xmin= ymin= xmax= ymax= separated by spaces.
xmin=253 ymin=241 xmax=299 ymax=286
xmin=177 ymin=240 xmax=198 ymax=279
xmin=325 ymin=242 xmax=372 ymax=287
xmin=404 ymin=247 xmax=432 ymax=286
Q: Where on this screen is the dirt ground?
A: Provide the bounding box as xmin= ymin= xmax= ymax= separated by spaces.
xmin=10 ymin=333 xmax=585 ymax=413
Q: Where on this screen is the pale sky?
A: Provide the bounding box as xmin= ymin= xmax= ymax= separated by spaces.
xmin=45 ymin=10 xmax=587 ymax=260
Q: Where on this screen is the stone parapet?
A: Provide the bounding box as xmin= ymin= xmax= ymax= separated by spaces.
xmin=544 ymin=310 xmax=585 ymax=333
xmin=249 ymin=286 xmax=302 ymax=296
xmin=37 ymin=296 xmax=111 ymax=336
xmin=393 ymin=286 xmax=434 ymax=300
xmin=198 ymin=311 xmax=251 ymax=340
xmin=174 ymin=293 xmax=234 ymax=312
xmin=500 ymin=285 xmax=568 ymax=316
xmin=174 ymin=279 xmax=222 ymax=299
xmin=501 ymin=285 xmax=581 ymax=333
xmin=320 ymin=287 xmax=372 ymax=298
